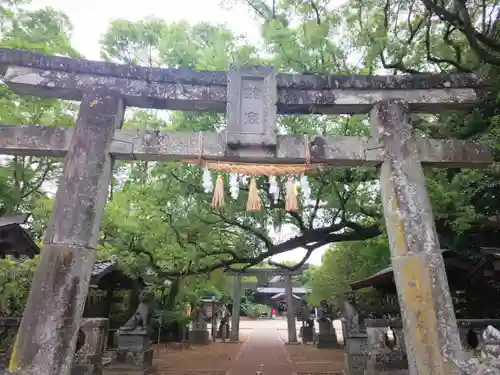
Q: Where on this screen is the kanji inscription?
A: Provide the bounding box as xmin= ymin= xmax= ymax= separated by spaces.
xmin=240 ymin=78 xmax=264 ymax=134
xmin=242 ymin=84 xmax=262 ymax=100
xmin=243 ymin=111 xmax=259 ymax=125
xmin=226 ymin=65 xmax=281 ymax=147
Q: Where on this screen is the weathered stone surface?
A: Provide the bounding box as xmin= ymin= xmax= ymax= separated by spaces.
xmin=77 ymin=318 xmax=109 ymax=355
xmin=72 ymin=318 xmax=109 ymax=375
xmin=8 ymin=93 xmax=125 ymax=375
xmin=44 ymin=94 xmax=124 ymax=247
xmin=344 ymin=334 xmax=369 ymax=375
xmin=0 ymin=125 xmax=493 ymax=167
xmin=278 ymin=88 xmax=480 ymax=114
xmin=114 ymin=331 xmax=153 ymax=375
xmin=115 ymin=349 xmax=152 ymax=368
xmin=373 ymin=352 xmax=408 ymax=372
xmin=0 ymin=124 xmax=72 ymax=157
xmin=0 ymin=48 xmax=489 ymax=89
xmin=114 ymin=349 xmax=153 ymax=375
xmin=370 ymin=99 xmax=463 ymax=375
xmin=366 ymin=320 xmax=408 ymax=374
xmin=8 ymin=243 xmax=96 ymax=375
xmin=117 ymin=331 xmax=150 ymax=350
xmin=0 ymin=57 xmax=484 ymax=114
xmin=226 ymin=65 xmax=277 ymax=147
xmin=230 ymin=275 xmax=241 ymax=342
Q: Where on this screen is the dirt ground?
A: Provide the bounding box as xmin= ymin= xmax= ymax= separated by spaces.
xmin=284 ymin=343 xmax=345 ymax=363
xmin=277 ymin=326 xmax=345 ymax=363
xmin=154 ymin=341 xmax=244 ymax=374
xmin=153 ymin=320 xmax=344 ymax=375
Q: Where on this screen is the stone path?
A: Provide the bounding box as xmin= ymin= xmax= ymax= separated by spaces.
xmin=227 ymin=325 xmax=344 ymax=375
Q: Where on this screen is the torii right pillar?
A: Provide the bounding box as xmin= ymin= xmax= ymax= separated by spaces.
xmin=370 ymin=100 xmax=463 ymax=375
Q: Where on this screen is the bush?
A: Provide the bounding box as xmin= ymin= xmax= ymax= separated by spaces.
xmin=242 ymin=302 xmax=270 ymax=319
xmin=0 ymin=257 xmax=37 ymax=317
xmin=151 ymin=310 xmax=193 ymax=342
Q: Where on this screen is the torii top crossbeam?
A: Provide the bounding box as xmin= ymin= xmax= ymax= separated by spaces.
xmin=225 ymin=266 xmax=307 ymax=276
xmin=0 ymin=48 xmax=488 ymax=114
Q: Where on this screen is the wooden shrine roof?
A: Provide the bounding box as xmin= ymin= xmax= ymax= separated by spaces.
xmin=0 ymin=214 xmax=39 ymax=259
xmin=0 ymin=215 xmax=141 ymax=290
xmin=90 ymin=260 xmax=143 ymax=290
xmin=350 ymin=250 xmax=480 ymax=291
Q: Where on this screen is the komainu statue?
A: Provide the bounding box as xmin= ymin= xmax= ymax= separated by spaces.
xmin=342 ymin=292 xmax=360 ymax=334
xmin=120 ymin=291 xmax=156 ymax=332
xmin=191 ymin=303 xmax=208 ymax=330
xmin=317 ymin=300 xmax=333 ymax=334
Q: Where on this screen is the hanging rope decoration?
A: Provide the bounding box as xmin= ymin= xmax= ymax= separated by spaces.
xmin=185 ymin=133 xmax=321 ymax=212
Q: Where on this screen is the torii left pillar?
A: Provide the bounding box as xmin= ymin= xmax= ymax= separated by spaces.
xmin=9 ymin=92 xmax=125 ymax=375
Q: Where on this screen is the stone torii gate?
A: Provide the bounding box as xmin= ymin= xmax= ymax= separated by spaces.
xmin=227 ymin=267 xmax=307 ymax=343
xmin=0 ymin=48 xmax=493 ymax=375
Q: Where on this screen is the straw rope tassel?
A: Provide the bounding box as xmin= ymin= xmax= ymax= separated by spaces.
xmin=212 ymin=175 xmax=225 ymax=210
xmin=246 ymin=177 xmax=261 ymax=212
xmin=285 ymin=177 xmax=298 ymax=212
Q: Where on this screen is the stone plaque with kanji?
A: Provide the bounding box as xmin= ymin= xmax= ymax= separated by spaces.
xmin=226 ymin=65 xmax=277 ymax=148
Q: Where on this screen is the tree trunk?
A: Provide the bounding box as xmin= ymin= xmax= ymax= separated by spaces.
xmin=165 ymin=278 xmax=181 ymax=311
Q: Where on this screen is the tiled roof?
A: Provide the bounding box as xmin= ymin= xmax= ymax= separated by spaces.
xmin=91 ymin=260 xmax=117 ymax=278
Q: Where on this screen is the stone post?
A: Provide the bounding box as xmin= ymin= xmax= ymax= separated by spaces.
xmin=230 ymin=275 xmax=241 ymax=342
xmin=72 ymin=318 xmax=110 ymax=375
xmin=370 ymin=100 xmax=463 ymax=375
xmin=9 ymin=92 xmax=124 ymax=375
xmin=114 ymin=330 xmax=153 ymax=374
xmin=365 ymin=319 xmax=408 ymax=375
xmin=344 ymin=332 xmax=369 ymax=375
xmin=285 ymin=274 xmax=297 ymax=343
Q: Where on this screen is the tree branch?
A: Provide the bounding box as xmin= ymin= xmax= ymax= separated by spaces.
xmin=268 ymin=248 xmax=315 ymax=271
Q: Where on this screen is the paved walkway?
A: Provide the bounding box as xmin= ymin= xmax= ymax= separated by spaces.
xmin=227 ymin=322 xmax=344 ymax=375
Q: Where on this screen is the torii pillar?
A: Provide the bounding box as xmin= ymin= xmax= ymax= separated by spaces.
xmin=230 ymin=275 xmax=242 ymax=342
xmin=370 ymin=100 xmax=463 ymax=375
xmin=8 ymin=92 xmax=124 ymax=375
xmin=285 ymin=274 xmax=298 ymax=343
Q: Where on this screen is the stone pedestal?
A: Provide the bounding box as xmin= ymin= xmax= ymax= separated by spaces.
xmin=317 ymin=333 xmax=341 ymax=349
xmin=104 ymin=329 xmax=153 ymax=375
xmin=369 ymin=352 xmax=408 ymax=375
xmin=71 ymin=318 xmax=109 ymax=375
xmin=366 ymin=320 xmax=408 ymax=375
xmin=344 ymin=333 xmax=369 ymax=375
xmin=316 ymin=319 xmax=340 ymax=349
xmin=301 ymin=326 xmax=314 ymax=344
xmin=217 ymin=323 xmax=230 ymax=340
xmin=189 ymin=329 xmax=210 ymax=345
xmin=72 ymin=363 xmax=101 ymax=375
